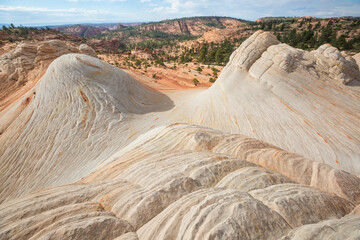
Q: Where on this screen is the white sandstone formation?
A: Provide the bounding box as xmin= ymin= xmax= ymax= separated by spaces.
xmin=173 ymin=31 xmax=360 ymax=174
xmin=354 ymin=52 xmax=360 ymax=68
xmin=0 ymin=123 xmax=359 ymax=239
xmin=0 ymin=54 xmax=171 ymax=202
xmin=0 ymin=31 xmax=359 ymax=239
xmin=0 ymin=40 xmax=96 ymax=107
xmin=312 ymin=44 xmax=360 ymax=84
xmin=78 ymin=43 xmax=97 ymax=57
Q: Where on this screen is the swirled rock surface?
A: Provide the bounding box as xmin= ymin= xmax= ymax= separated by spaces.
xmin=0 ymin=40 xmax=96 ymax=108
xmin=172 ymin=30 xmax=360 ymax=174
xmin=0 ymin=31 xmax=359 ymax=239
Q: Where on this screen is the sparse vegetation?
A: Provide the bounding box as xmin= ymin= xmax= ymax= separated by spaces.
xmin=251 ymin=17 xmax=360 ymax=52
xmin=1 ymin=16 xmax=359 ymax=92
xmin=0 ymin=24 xmax=65 ymax=42
xmin=212 ymin=67 xmax=219 ymax=77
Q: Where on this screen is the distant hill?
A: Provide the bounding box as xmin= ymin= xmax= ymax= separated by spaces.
xmin=57 ymin=16 xmax=360 ymax=53
xmin=53 ymin=23 xmax=142 ymax=37
xmin=54 ymin=17 xmax=248 ymax=38
xmin=136 ymin=16 xmax=248 ymax=36
xmin=2 ymin=16 xmax=359 ymax=58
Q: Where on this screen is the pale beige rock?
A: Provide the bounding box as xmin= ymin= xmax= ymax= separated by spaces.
xmin=0 ymin=180 xmax=131 ymax=223
xmin=1 ymin=32 xmax=359 ymax=206
xmin=0 ymin=40 xmax=96 ymax=107
xmin=173 ymin=31 xmax=360 ymax=175
xmin=85 ymin=123 xmax=360 ymax=204
xmin=88 ymin=150 xmax=254 ymax=230
xmin=281 ymin=215 xmax=360 ymax=240
xmin=216 ymin=166 xmax=293 ymax=192
xmin=1 ymin=122 xmax=358 ymax=239
xmin=242 ymin=147 xmax=360 ymax=204
xmin=78 ymin=43 xmax=97 ymax=57
xmin=312 ymin=44 xmax=360 ymax=84
xmin=245 ymin=38 xmax=360 ymax=85
xmin=0 ymin=54 xmax=172 ymax=203
xmin=0 ymin=31 xmax=360 ymax=240
xmin=249 ymin=183 xmax=354 ymax=228
xmin=0 ymin=180 xmax=136 ymax=240
xmin=248 ymin=43 xmax=303 ymax=79
xmin=138 ymin=188 xmax=291 ymax=240
xmin=352 ymin=204 xmax=360 ymax=215
xmin=114 ymin=232 xmax=139 ymax=240
xmin=29 ymin=213 xmax=133 ymax=240
xmin=229 ymin=30 xmax=280 ymax=70
xmin=353 ymin=53 xmax=360 ymax=68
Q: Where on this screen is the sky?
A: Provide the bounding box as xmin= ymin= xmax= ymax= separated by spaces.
xmin=0 ymin=0 xmax=360 ymax=26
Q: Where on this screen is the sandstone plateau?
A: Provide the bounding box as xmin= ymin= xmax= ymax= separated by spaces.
xmin=0 ymin=31 xmax=359 ymax=240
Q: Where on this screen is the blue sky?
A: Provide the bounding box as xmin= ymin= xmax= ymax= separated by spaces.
xmin=1 ymin=0 xmax=360 ymax=26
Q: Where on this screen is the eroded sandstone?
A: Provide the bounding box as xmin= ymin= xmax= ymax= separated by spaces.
xmin=0 ymin=31 xmax=359 ymax=239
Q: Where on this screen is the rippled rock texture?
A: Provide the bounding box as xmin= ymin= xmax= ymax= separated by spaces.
xmin=0 ymin=31 xmax=359 ymax=239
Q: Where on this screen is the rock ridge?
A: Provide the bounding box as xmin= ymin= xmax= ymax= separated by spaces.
xmin=227 ymin=30 xmax=360 ymax=85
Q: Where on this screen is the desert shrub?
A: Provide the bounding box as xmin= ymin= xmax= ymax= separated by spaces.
xmin=193 ymin=78 xmax=199 ymax=86
xmin=135 ymin=59 xmax=141 ymax=67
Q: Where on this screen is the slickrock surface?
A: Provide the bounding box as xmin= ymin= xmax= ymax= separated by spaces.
xmin=172 ymin=31 xmax=360 ymax=174
xmin=312 ymin=44 xmax=360 ymax=84
xmin=216 ymin=166 xmax=293 ymax=192
xmin=78 ymin=43 xmax=97 ymax=58
xmin=138 ymin=188 xmax=292 ymax=240
xmin=0 ymin=124 xmax=359 ymax=239
xmin=354 ymin=53 xmax=360 ymax=68
xmin=0 ymin=54 xmax=172 ymax=202
xmin=0 ymin=31 xmax=359 ymax=239
xmin=0 ymin=40 xmax=96 ymax=108
xmin=282 ymin=209 xmax=360 ymax=240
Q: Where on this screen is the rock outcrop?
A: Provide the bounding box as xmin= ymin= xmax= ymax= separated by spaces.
xmin=0 ymin=123 xmax=359 ymax=239
xmin=230 ymin=31 xmax=280 ymax=71
xmin=229 ymin=31 xmax=360 ymax=84
xmin=0 ymin=31 xmax=359 ymax=239
xmin=0 ymin=40 xmax=96 ymax=107
xmin=312 ymin=44 xmax=360 ymax=84
xmin=78 ymin=43 xmax=97 ymax=57
xmin=173 ymin=31 xmax=360 ymax=174
xmin=0 ymin=54 xmax=171 ymax=203
xmin=138 ymin=17 xmax=245 ymax=36
xmin=353 ymin=53 xmax=360 ymax=68
xmin=282 ymin=210 xmax=360 ymax=239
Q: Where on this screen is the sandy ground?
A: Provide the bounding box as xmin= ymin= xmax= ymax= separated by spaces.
xmin=98 ymin=54 xmax=224 ymax=91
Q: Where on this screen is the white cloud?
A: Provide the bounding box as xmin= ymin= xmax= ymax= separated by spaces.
xmin=0 ymin=5 xmax=113 ymax=17
xmin=0 ymin=0 xmax=359 ymax=25
xmin=150 ymin=0 xmax=206 ymax=14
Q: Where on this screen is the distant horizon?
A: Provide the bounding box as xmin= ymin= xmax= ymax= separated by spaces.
xmin=1 ymin=14 xmax=360 ymax=28
xmin=1 ymin=0 xmax=360 ymax=26
xmin=0 ymin=22 xmax=146 ymax=28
